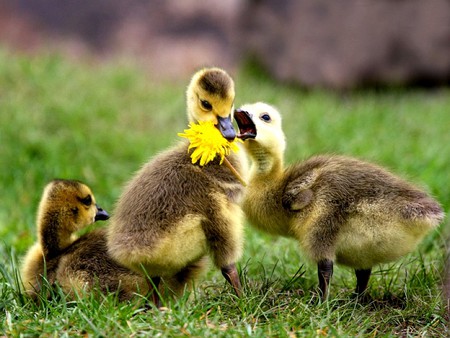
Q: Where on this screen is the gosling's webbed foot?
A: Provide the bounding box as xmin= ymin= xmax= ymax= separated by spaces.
xmin=317 ymin=259 xmax=334 ymax=301
xmin=146 ymin=276 xmax=162 ymax=309
xmin=350 ymin=291 xmax=373 ymax=304
xmin=355 ymin=268 xmax=372 ymax=295
xmin=221 ymin=263 xmax=242 ymax=297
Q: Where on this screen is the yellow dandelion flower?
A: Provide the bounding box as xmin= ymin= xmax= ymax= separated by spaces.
xmin=178 ymin=120 xmax=241 ymax=166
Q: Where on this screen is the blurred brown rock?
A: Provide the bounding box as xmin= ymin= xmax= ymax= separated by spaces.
xmin=239 ymin=0 xmax=450 ymax=88
xmin=0 ymin=0 xmax=242 ymax=78
xmin=1 ymin=0 xmax=450 ymax=87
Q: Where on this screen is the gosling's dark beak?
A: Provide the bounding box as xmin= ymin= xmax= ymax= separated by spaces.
xmin=95 ymin=205 xmax=110 ymax=221
xmin=217 ymin=115 xmax=236 ymax=141
xmin=234 ymin=109 xmax=257 ymax=140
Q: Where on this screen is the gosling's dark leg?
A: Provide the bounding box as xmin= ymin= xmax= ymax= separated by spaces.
xmin=318 ymin=259 xmax=334 ymax=300
xmin=221 ymin=263 xmax=242 ymax=297
xmin=170 ymin=257 xmax=208 ymax=296
xmin=355 ymin=268 xmax=371 ymax=295
xmin=146 ymin=276 xmax=162 ymax=308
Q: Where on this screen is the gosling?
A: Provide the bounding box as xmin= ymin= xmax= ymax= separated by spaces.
xmin=234 ymin=102 xmax=444 ymax=299
xmin=107 ymin=68 xmax=247 ymax=305
xmin=21 ymin=179 xmax=148 ymax=301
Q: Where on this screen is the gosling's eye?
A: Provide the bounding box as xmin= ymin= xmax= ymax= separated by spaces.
xmin=200 ymin=99 xmax=213 ymax=111
xmin=260 ymin=113 xmax=271 ymax=122
xmin=79 ymin=195 xmax=92 ymax=206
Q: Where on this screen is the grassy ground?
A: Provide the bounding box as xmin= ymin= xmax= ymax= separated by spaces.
xmin=1 ymin=49 xmax=449 ymax=336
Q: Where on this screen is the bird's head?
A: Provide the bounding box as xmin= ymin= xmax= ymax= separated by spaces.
xmin=234 ymin=102 xmax=286 ymax=157
xmin=38 ymin=179 xmax=110 ymax=235
xmin=186 ymin=67 xmax=236 ymax=141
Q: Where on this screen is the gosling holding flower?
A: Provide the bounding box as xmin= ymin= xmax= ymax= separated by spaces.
xmin=178 ymin=120 xmax=247 ymax=185
xmin=107 ymin=67 xmax=248 ymax=306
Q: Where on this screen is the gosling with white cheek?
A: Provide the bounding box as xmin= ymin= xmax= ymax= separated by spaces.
xmin=234 ymin=102 xmax=444 ymax=300
xmin=107 ymin=68 xmax=247 ymax=306
xmin=21 ymin=179 xmax=148 ymax=301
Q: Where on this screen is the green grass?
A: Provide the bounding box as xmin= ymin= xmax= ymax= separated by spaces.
xmin=1 ymin=49 xmax=449 ymax=336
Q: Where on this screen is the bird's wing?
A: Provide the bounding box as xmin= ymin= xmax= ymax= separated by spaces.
xmin=282 ymin=173 xmax=316 ymax=211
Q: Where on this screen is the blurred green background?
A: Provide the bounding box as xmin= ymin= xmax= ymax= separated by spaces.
xmin=1 ymin=51 xmax=448 ymax=253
